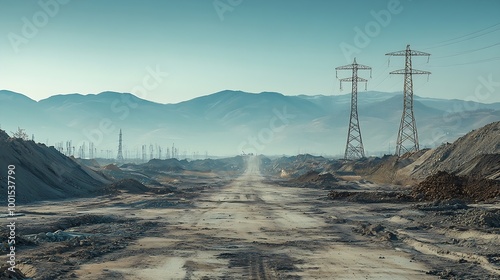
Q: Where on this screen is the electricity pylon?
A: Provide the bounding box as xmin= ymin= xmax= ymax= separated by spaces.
xmin=386 ymin=45 xmax=430 ymax=157
xmin=117 ymin=129 xmax=124 ymax=161
xmin=336 ymin=58 xmax=372 ymax=160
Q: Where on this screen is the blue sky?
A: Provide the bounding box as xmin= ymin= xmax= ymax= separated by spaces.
xmin=1 ymin=0 xmax=499 ymax=104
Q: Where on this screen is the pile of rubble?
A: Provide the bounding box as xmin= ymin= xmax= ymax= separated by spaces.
xmin=414 ymin=201 xmax=500 ymax=229
xmin=412 ymin=171 xmax=500 ymax=202
xmin=0 ymin=265 xmax=30 ymax=280
xmin=26 ymin=230 xmax=92 ymax=243
xmin=445 ymin=208 xmax=500 ymax=228
xmin=353 ymin=222 xmax=397 ymax=241
xmin=328 ymin=191 xmax=413 ymax=203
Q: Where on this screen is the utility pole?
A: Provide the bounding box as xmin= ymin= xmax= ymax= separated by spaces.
xmin=142 ymin=145 xmax=146 ymax=162
xmin=336 ymin=58 xmax=372 ymax=160
xmin=117 ymin=129 xmax=124 ymax=161
xmin=89 ymin=142 xmax=94 ymax=159
xmin=386 ymin=45 xmax=431 ymax=156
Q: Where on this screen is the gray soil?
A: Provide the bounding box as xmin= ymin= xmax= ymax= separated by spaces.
xmin=2 ymin=157 xmax=499 ymax=279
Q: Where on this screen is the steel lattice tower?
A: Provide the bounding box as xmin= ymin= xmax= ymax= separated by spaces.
xmin=386 ymin=45 xmax=430 ymax=157
xmin=336 ymin=58 xmax=372 ymax=160
xmin=117 ymin=129 xmax=124 ymax=161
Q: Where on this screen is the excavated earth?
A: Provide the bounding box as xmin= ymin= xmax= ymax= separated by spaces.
xmin=0 ymin=156 xmax=498 ymax=280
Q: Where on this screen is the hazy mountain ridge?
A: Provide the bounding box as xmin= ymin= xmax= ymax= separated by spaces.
xmin=0 ymin=90 xmax=499 ymax=156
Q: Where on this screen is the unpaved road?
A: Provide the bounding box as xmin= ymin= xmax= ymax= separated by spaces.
xmin=73 ymin=157 xmax=433 ymax=279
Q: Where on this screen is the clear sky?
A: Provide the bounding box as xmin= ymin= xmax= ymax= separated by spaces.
xmin=1 ymin=0 xmax=499 ymax=104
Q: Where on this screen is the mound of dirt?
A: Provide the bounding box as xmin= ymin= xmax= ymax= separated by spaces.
xmin=0 ymin=130 xmax=110 ymax=203
xmin=104 ymin=179 xmax=150 ymax=194
xmin=412 ymin=121 xmax=500 ymax=180
xmin=337 ymin=150 xmax=428 ymax=185
xmin=103 ymin=164 xmax=121 ymax=171
xmin=296 ymin=170 xmax=338 ymax=183
xmin=412 ymin=171 xmax=500 ymax=202
xmin=261 ymin=154 xmax=338 ymax=177
xmin=455 ymin=153 xmax=500 ymax=180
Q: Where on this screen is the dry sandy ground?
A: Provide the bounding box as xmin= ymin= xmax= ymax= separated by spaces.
xmin=11 ymin=156 xmax=498 ymax=279
xmin=71 ymin=157 xmax=433 ymax=280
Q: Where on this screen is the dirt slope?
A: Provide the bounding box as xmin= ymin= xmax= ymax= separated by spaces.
xmin=410 ymin=121 xmax=500 ymax=180
xmin=0 ymin=130 xmax=110 ymax=203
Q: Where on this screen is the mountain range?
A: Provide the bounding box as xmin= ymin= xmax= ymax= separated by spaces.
xmin=0 ymin=90 xmax=499 ymax=157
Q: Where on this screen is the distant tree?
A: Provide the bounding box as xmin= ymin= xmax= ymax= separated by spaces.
xmin=11 ymin=127 xmax=29 ymax=141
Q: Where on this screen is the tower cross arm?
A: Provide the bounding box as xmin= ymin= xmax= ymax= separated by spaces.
xmin=385 ymin=50 xmax=406 ymax=56
xmin=339 ymin=77 xmax=368 ymax=82
xmin=386 ymin=50 xmax=431 ymax=57
xmin=356 ymin=64 xmax=372 ymax=70
xmin=409 ymin=50 xmax=431 ymax=56
xmin=389 ymin=69 xmax=431 ymax=75
xmin=336 ymin=64 xmax=372 ymax=70
xmin=335 ymin=64 xmax=355 ymax=70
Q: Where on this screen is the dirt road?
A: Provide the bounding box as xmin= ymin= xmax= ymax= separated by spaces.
xmin=70 ymin=157 xmax=433 ymax=279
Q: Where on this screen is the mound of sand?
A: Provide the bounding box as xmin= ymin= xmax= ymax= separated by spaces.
xmin=412 ymin=171 xmax=500 ymax=202
xmin=454 ymin=153 xmax=500 ymax=180
xmin=412 ymin=121 xmax=500 ymax=180
xmin=0 ymin=130 xmax=110 ymax=203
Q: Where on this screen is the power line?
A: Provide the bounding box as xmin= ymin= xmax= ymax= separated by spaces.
xmin=369 ymin=62 xmax=390 ymax=85
xmin=429 ymin=57 xmax=500 ymax=68
xmin=371 ymin=73 xmax=391 ymax=90
xmin=433 ymin=42 xmax=500 ymax=59
xmin=423 ymin=23 xmax=500 ymax=50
